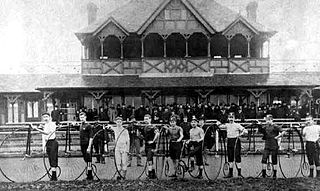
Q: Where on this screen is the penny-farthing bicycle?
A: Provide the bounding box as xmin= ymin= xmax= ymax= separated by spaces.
xmin=278 ymin=123 xmax=304 ymax=178
xmin=114 ymin=124 xmax=147 ymax=180
xmin=0 ymin=123 xmax=52 ymax=182
xmin=42 ymin=123 xmax=97 ymax=181
xmin=297 ymin=125 xmax=309 ymax=177
xmin=202 ymin=124 xmax=223 ymax=181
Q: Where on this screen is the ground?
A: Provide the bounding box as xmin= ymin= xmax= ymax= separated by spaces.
xmin=0 ymin=177 xmax=318 ymax=191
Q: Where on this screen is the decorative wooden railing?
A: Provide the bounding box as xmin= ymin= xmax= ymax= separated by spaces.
xmin=81 ymin=57 xmax=269 ymax=75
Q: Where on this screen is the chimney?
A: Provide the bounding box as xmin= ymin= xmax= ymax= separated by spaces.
xmin=87 ymin=2 xmax=98 ymax=25
xmin=246 ymin=1 xmax=258 ymax=22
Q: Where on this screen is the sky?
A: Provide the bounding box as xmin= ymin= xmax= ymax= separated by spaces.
xmin=0 ymin=0 xmax=319 ymax=73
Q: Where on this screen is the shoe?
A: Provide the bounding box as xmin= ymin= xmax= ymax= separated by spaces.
xmin=50 ymin=172 xmax=57 ymax=181
xmin=195 ymin=175 xmax=203 ymax=179
xmin=101 ymin=160 xmax=105 ymax=164
xmin=95 ymin=161 xmax=100 ymax=163
xmin=86 ymin=170 xmax=93 ymax=180
xmin=127 ymin=163 xmax=131 ymax=167
xmin=116 ymin=176 xmax=122 ymax=180
xmin=204 ymin=162 xmax=209 ymax=166
xmin=137 ymin=163 xmax=143 ymax=167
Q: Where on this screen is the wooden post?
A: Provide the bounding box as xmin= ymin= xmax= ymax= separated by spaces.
xmin=141 ymin=35 xmax=145 ymax=58
xmin=246 ymin=35 xmax=252 ymax=58
xmin=161 ymin=34 xmax=169 ymax=58
xmin=98 ymin=36 xmax=105 ymax=59
xmin=206 ymin=34 xmax=211 ymax=58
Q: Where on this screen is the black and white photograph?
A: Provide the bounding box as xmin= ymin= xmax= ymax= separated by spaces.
xmin=0 ymin=0 xmax=319 ymax=190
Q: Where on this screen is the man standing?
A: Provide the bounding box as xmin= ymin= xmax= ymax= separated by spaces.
xmin=140 ymin=114 xmax=159 ymax=179
xmin=79 ymin=112 xmax=94 ymax=180
xmin=218 ymin=112 xmax=248 ymax=178
xmin=31 ymin=113 xmax=59 ymax=181
xmin=302 ymin=115 xmax=320 ymax=177
xmin=106 ymin=116 xmax=130 ymax=180
xmin=163 ymin=116 xmax=183 ymax=178
xmin=127 ymin=117 xmax=143 ymax=167
xmin=187 ymin=116 xmax=205 ymax=179
xmin=258 ymin=114 xmax=286 ymax=179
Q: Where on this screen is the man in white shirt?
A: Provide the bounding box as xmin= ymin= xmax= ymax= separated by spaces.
xmin=106 ymin=116 xmax=130 ymax=180
xmin=302 ymin=115 xmax=320 ymax=177
xmin=31 ymin=112 xmax=59 ymax=181
xmin=217 ymin=112 xmax=248 ymax=178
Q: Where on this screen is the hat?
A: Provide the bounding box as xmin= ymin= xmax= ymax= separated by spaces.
xmin=191 ymin=115 xmax=198 ymax=122
xmin=265 ymin=114 xmax=273 ymax=120
xmin=115 ymin=116 xmax=123 ymax=121
xmin=42 ymin=112 xmax=50 ymax=117
xmin=144 ymin=114 xmax=151 ymax=118
xmin=170 ymin=116 xmax=177 ymax=122
xmin=79 ymin=112 xmax=87 ymax=116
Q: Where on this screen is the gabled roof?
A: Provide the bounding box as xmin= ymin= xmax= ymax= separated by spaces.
xmin=76 ymin=0 xmax=275 ymax=36
xmin=222 ymin=16 xmax=259 ymax=36
xmin=137 ymin=0 xmax=216 ymax=34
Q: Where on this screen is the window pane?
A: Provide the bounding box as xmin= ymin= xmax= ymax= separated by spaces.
xmin=27 ymin=102 xmax=33 ymax=118
xmin=33 ymin=102 xmax=39 ymax=118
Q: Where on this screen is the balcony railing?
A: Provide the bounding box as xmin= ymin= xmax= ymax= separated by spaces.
xmin=81 ymin=57 xmax=270 ymax=75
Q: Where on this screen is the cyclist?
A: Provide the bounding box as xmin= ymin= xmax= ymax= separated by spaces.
xmin=163 ymin=116 xmax=183 ymax=178
xmin=187 ymin=116 xmax=205 ymax=179
xmin=105 ymin=116 xmax=130 ymax=180
xmin=140 ymin=114 xmax=160 ymax=179
xmin=257 ymin=114 xmax=286 ymax=179
xmin=302 ymin=114 xmax=320 ymax=178
xmin=79 ymin=112 xmax=94 ymax=180
xmin=31 ymin=112 xmax=59 ymax=181
xmin=217 ymin=112 xmax=248 ymax=178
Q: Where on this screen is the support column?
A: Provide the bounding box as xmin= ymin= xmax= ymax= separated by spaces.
xmin=42 ymin=91 xmax=54 ymax=112
xmin=225 ymin=35 xmax=233 ymax=58
xmin=118 ymin=36 xmax=126 ymax=60
xmin=246 ymin=35 xmax=252 ymax=58
xmin=98 ymin=36 xmax=106 ymax=59
xmin=141 ymin=90 xmax=161 ymax=108
xmin=195 ymin=89 xmax=214 ymax=103
xmin=161 ymin=34 xmax=169 ymax=58
xmin=89 ymin=91 xmax=107 ymax=109
xmin=300 ymin=88 xmax=313 ymax=115
xmin=182 ymin=33 xmax=191 ymax=58
xmin=141 ymin=35 xmax=146 ymax=58
xmin=267 ymin=39 xmax=270 ymax=58
xmin=206 ymin=34 xmax=211 ymax=58
xmin=247 ymin=89 xmax=267 ymax=107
